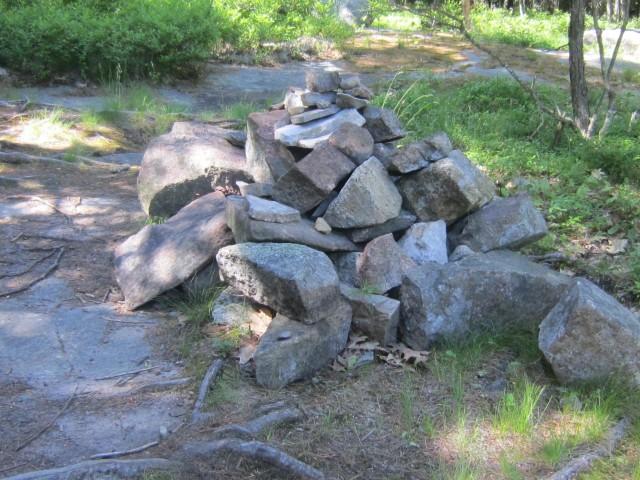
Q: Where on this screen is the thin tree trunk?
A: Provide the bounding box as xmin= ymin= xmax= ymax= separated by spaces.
xmin=568 ymin=0 xmax=591 ymax=136
xmin=519 ymin=0 xmax=527 ymax=16
xmin=463 ymin=0 xmax=473 ymax=30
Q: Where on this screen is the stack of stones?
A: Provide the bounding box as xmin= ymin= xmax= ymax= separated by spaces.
xmin=115 ymin=70 xmax=640 ymax=390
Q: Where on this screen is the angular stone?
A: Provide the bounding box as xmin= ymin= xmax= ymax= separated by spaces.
xmin=254 ymin=302 xmax=352 ymax=389
xmin=345 ymin=84 xmax=373 ymax=100
xmin=398 ymin=221 xmax=448 ymax=265
xmin=297 ymin=135 xmax=331 ymax=149
xmin=400 ymin=250 xmax=573 ymax=349
xmin=324 ymin=157 xmax=402 ymax=229
xmin=272 ymin=143 xmax=356 ymax=213
xmin=290 ymin=106 xmax=340 ymax=125
xmin=362 ymin=106 xmax=405 ymax=142
xmin=274 ymin=108 xmax=366 ymax=148
xmin=327 ymin=123 xmax=374 ymax=164
xmin=246 ymin=110 xmax=296 ymax=184
xmin=424 ymin=131 xmax=453 ymax=156
xmin=301 ymin=91 xmax=336 ymax=108
xmin=357 ymin=234 xmax=416 ymax=294
xmin=285 ymin=88 xmax=306 ymax=115
xmin=217 ymin=243 xmax=341 ymax=325
xmin=310 ymin=192 xmax=338 ymax=219
xmin=539 ymin=278 xmax=640 ymax=386
xmin=170 ymin=122 xmax=246 ymax=147
xmin=449 ymin=194 xmax=548 ymax=253
xmin=226 ymin=196 xmax=358 ymax=252
xmin=330 ymin=252 xmax=362 ymax=287
xmin=211 ymin=287 xmax=273 ymax=336
xmin=372 ymin=142 xmax=397 ymax=169
xmin=397 ymin=150 xmax=495 ymax=224
xmin=315 ymin=217 xmax=332 ymax=234
xmin=237 ymin=181 xmax=273 ymax=198
xmin=138 ymin=123 xmax=252 ymax=217
xmin=246 ymin=195 xmax=300 ymax=223
xmin=449 ymin=245 xmax=475 ymax=262
xmin=115 ymin=192 xmax=233 ymax=310
xmin=389 ymin=141 xmax=437 ymax=174
xmin=336 ymin=93 xmax=369 ymax=109
xmin=349 ymin=210 xmax=416 ymax=243
xmin=340 ymin=284 xmax=400 ymax=345
xmin=338 ymin=72 xmax=362 ymax=90
xmin=306 ymin=70 xmax=340 ymax=93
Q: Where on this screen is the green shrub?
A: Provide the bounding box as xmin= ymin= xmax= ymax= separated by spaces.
xmin=0 ymin=0 xmax=225 ymax=81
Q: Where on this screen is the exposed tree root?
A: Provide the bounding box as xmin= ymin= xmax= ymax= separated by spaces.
xmin=0 ymin=150 xmax=129 ymax=172
xmin=0 ymin=249 xmax=57 ymax=279
xmin=3 ymin=458 xmax=179 ymax=480
xmin=90 ymin=441 xmax=159 ymax=460
xmin=129 ymin=377 xmax=192 ymax=395
xmin=192 ymin=358 xmax=224 ymax=423
xmin=183 ymin=439 xmax=325 ymax=480
xmin=0 ymin=247 xmax=64 ymax=298
xmin=212 ymin=406 xmax=303 ymax=440
xmin=546 ymin=417 xmax=630 ymax=480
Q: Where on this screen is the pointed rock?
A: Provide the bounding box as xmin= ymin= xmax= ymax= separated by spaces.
xmin=357 ymin=234 xmax=416 ymax=293
xmin=327 ymin=123 xmax=374 ymax=164
xmin=246 ymin=110 xmax=296 ymax=184
xmin=362 ymin=106 xmax=405 ymax=142
xmin=340 ymin=284 xmax=400 ymax=346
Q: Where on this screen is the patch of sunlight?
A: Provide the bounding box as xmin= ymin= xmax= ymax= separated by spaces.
xmin=372 ymin=11 xmax=423 ymax=32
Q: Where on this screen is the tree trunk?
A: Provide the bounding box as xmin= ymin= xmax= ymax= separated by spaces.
xmin=463 ymin=0 xmax=473 ymax=30
xmin=518 ymin=0 xmax=527 ymax=16
xmin=568 ymin=0 xmax=590 ymax=136
xmin=606 ymin=0 xmax=614 ymax=20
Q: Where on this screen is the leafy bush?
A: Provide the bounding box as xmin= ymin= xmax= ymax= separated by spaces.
xmin=0 ymin=0 xmax=225 ymax=81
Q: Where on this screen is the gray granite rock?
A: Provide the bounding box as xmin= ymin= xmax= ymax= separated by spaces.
xmin=115 ymin=192 xmax=233 ymax=310
xmin=217 ymin=242 xmax=341 ymax=325
xmin=372 ymin=142 xmax=397 ymax=169
xmin=357 ymin=234 xmax=416 ymax=293
xmin=362 ymin=106 xmax=406 ymax=142
xmin=272 ymin=143 xmax=356 ymax=213
xmin=330 ymin=252 xmax=362 ymax=287
xmin=226 ymin=196 xmax=358 ymax=252
xmin=539 ymin=278 xmax=640 ymax=386
xmin=306 ymin=70 xmax=340 ymax=93
xmin=275 ymin=108 xmax=366 ymax=148
xmin=424 ymin=131 xmax=454 ymax=156
xmin=327 ymin=123 xmax=374 ymax=164
xmin=449 ymin=245 xmax=476 ymax=262
xmin=211 ymin=287 xmax=273 ymax=337
xmin=254 ymin=301 xmax=352 ymax=388
xmin=237 ymin=181 xmax=273 ymax=198
xmin=246 ymin=110 xmax=296 ymax=184
xmin=290 ymin=105 xmax=340 ymax=125
xmin=397 ymin=150 xmax=495 ymax=225
xmin=349 ymin=210 xmax=416 ymax=243
xmin=340 ymin=284 xmax=400 ymax=345
xmin=246 ymin=195 xmax=301 ymax=223
xmin=336 ymin=93 xmax=369 ymax=109
xmin=315 ymin=217 xmax=332 ymax=234
xmin=301 ymin=91 xmax=336 ymax=108
xmin=400 ymin=250 xmax=573 ymax=349
xmin=138 ymin=123 xmax=252 ymax=217
xmin=389 ymin=141 xmax=437 ymax=174
xmin=345 ymin=84 xmax=373 ymax=100
xmin=324 ymin=157 xmax=402 ymax=229
xmin=449 ymin=194 xmax=548 ymax=253
xmin=398 ymin=221 xmax=448 ymax=265
xmin=338 ymin=72 xmax=362 ymax=90
xmin=285 ymin=88 xmax=306 ymax=115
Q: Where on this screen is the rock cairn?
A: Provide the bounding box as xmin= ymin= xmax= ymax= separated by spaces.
xmin=115 ymin=70 xmax=640 ymax=390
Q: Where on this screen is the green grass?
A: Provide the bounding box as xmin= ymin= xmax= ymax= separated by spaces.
xmin=372 ymin=11 xmax=423 ymax=32
xmin=539 ymin=436 xmax=572 ymax=467
xmin=494 ymin=376 xmax=545 ymax=435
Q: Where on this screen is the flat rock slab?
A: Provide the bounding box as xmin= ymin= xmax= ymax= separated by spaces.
xmin=290 ymin=106 xmax=340 ymax=124
xmin=247 ymin=195 xmax=301 ymax=223
xmin=254 ymin=302 xmax=352 ymax=389
xmin=301 ymin=91 xmax=336 ymax=108
xmin=340 ymin=284 xmax=400 ymax=346
xmin=138 ymin=122 xmax=252 ymax=217
xmin=115 ymin=191 xmax=233 ymax=310
xmin=357 ymin=233 xmax=416 ymax=294
xmin=246 ymin=110 xmax=296 ymax=184
xmin=349 ymin=210 xmax=416 ymax=243
xmin=449 ymin=194 xmax=548 ymax=252
xmin=274 ymin=108 xmax=366 ymax=148
xmin=398 ymin=221 xmax=448 ymax=265
xmin=336 ymin=93 xmax=369 ymax=109
xmin=226 ymin=196 xmax=358 ymax=252
xmin=400 ymin=250 xmax=573 ymax=349
xmin=324 ymin=157 xmax=402 ymax=229
xmin=216 ymin=242 xmax=341 ymax=324
xmin=539 ymin=278 xmax=640 ymax=385
xmin=398 ymin=150 xmax=495 ymax=224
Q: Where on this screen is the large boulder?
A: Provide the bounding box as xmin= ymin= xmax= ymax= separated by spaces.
xmin=397 ymin=150 xmax=495 ymax=224
xmin=539 ymin=278 xmax=640 ymax=386
xmin=115 ymin=192 xmax=233 ymax=310
xmin=449 ymin=194 xmax=548 ymax=253
xmin=254 ymin=301 xmax=352 ymax=389
xmin=216 ymin=243 xmax=341 ymax=324
xmin=357 ymin=234 xmax=416 ymax=294
xmin=340 ymin=284 xmax=400 ymax=345
xmin=138 ymin=122 xmax=252 ymax=217
xmin=246 ymin=110 xmax=296 ymax=184
xmin=400 ymin=250 xmax=573 ymax=349
xmin=272 ymin=143 xmax=356 ymax=213
xmin=274 ymin=108 xmax=366 ymax=148
xmin=225 ymin=196 xmax=358 ymax=252
xmin=324 ymin=157 xmax=402 ymax=229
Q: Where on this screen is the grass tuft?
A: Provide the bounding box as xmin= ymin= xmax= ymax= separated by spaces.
xmin=494 ymin=376 xmax=545 ymax=435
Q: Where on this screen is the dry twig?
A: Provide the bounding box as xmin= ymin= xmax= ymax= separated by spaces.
xmin=90 ymin=441 xmax=160 ymax=460
xmin=94 ymin=365 xmax=159 ymax=381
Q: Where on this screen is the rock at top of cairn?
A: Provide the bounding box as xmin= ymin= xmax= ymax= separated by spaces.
xmin=274 ymin=108 xmax=366 ymax=148
xmin=306 ymin=70 xmax=340 ymax=93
